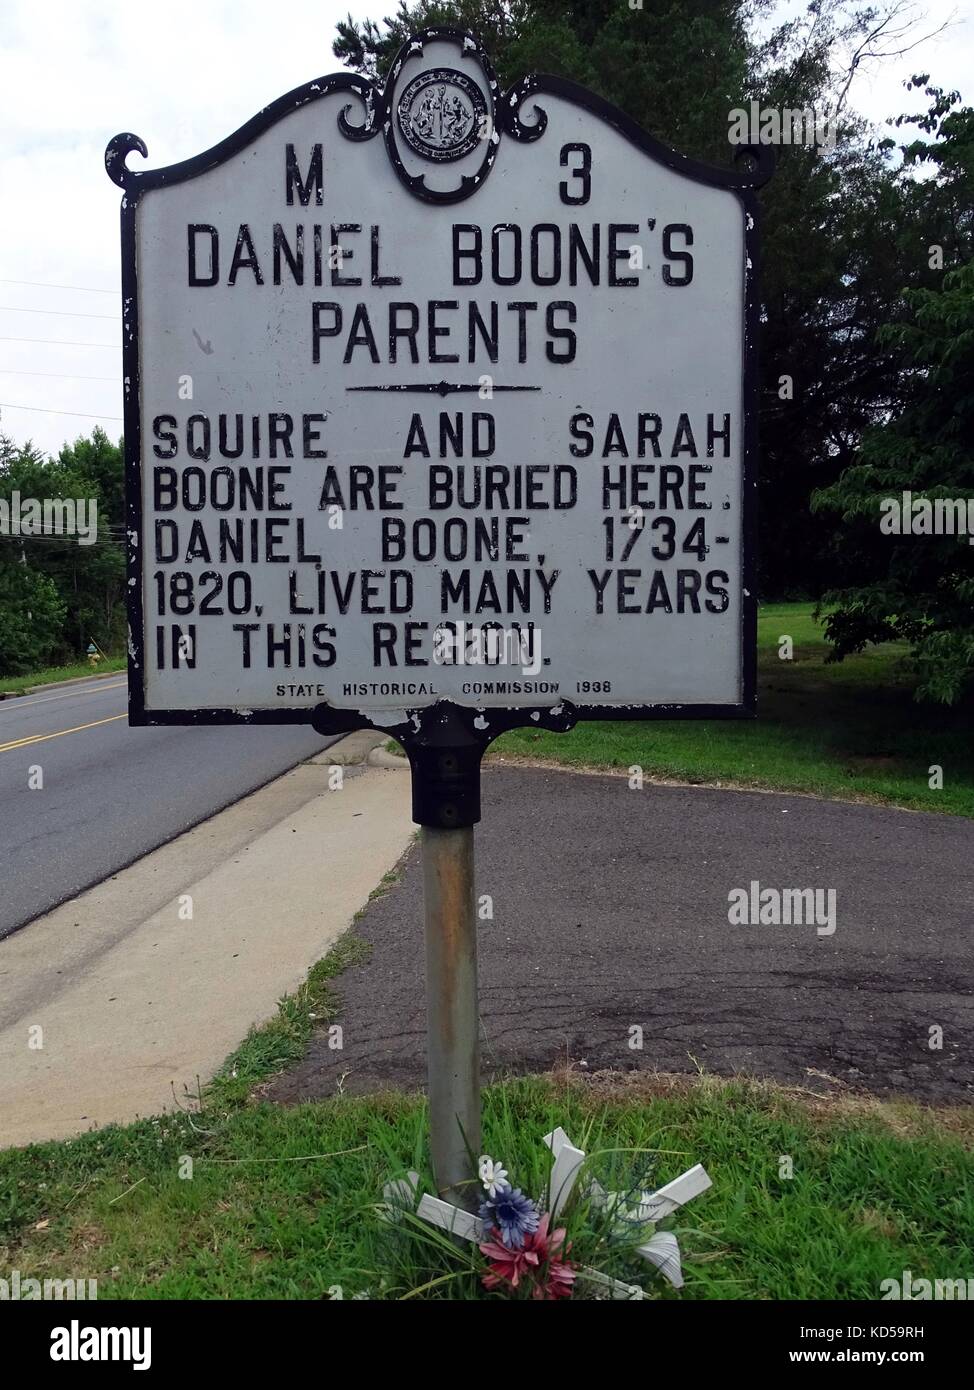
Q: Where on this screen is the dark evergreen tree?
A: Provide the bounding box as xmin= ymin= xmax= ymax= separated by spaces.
xmin=813 ymin=96 xmax=974 ymax=703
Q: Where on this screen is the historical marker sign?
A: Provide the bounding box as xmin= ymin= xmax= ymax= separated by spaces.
xmin=108 ymin=27 xmax=770 ymax=737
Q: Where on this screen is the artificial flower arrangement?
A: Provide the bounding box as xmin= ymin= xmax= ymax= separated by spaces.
xmin=383 ymin=1126 xmax=712 ymax=1301
xmin=476 ymin=1156 xmax=577 ymax=1299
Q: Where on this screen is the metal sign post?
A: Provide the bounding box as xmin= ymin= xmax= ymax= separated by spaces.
xmin=411 ymin=711 xmax=486 ymax=1204
xmin=108 ymin=24 xmax=770 ymax=1209
xmin=403 ymin=705 xmax=571 ymax=1200
xmin=421 ymin=821 xmax=479 ymax=1204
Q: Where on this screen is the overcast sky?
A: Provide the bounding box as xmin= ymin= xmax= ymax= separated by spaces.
xmin=0 ymin=0 xmax=969 ymax=459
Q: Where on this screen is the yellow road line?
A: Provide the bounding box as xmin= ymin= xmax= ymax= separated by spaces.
xmin=0 ymin=680 xmax=127 ymax=710
xmin=0 ymin=713 xmax=127 ymax=755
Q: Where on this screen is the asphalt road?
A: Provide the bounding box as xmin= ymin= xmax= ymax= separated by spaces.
xmin=271 ymin=764 xmax=974 ymax=1105
xmin=0 ymin=675 xmax=331 ymax=939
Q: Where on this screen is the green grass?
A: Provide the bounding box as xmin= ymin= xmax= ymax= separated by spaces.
xmin=0 ymin=656 xmax=126 ymax=695
xmin=492 ymin=603 xmax=974 ymax=816
xmin=1 ymin=1073 xmax=971 ymax=1300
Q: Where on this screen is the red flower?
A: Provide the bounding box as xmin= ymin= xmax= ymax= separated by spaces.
xmin=480 ymin=1233 xmax=540 ymax=1290
xmin=480 ymin=1213 xmax=577 ymax=1299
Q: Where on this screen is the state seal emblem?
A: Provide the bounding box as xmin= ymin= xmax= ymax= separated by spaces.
xmin=396 ymin=67 xmax=488 ymax=162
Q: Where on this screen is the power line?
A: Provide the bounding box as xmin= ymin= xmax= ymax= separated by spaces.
xmin=0 ymin=529 xmax=124 ymax=538
xmin=0 ymin=513 xmax=127 ymax=534
xmin=0 ymin=337 xmax=120 ymax=349
xmin=0 ymin=524 xmax=128 ymax=536
xmin=0 ymin=369 xmax=119 ymax=383
xmin=0 ymin=521 xmax=129 ymax=539
xmin=0 ymin=278 xmax=115 ymax=295
xmin=0 ymin=534 xmax=124 ymax=547
xmin=0 ymin=402 xmax=122 ymax=421
xmin=0 ymin=305 xmax=119 ymax=321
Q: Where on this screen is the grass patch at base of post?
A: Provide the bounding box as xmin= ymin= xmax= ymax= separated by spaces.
xmin=1 ymin=1071 xmax=971 ymax=1300
xmin=491 ymin=603 xmax=974 ymax=816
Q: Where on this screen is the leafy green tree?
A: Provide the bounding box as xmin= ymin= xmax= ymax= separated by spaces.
xmin=812 ymin=248 xmax=974 ymax=702
xmin=0 ymin=426 xmax=125 ymax=674
xmin=810 ymin=82 xmax=974 ymax=701
xmin=0 ymin=561 xmax=67 ymax=675
xmin=50 ymin=428 xmax=127 ymax=655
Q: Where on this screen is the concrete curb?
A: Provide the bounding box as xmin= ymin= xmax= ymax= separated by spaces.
xmin=308 ymin=730 xmax=408 ymax=769
xmin=368 ymin=747 xmax=409 ymax=769
xmin=308 ymin=730 xmax=385 ymax=766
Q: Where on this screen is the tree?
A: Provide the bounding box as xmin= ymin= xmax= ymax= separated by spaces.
xmin=0 ymin=426 xmax=125 ymax=674
xmin=51 ymin=429 xmax=127 ymax=656
xmin=811 ymin=81 xmax=974 ymax=702
xmin=0 ymin=563 xmax=67 ymax=675
xmin=811 ymin=250 xmax=974 ymax=702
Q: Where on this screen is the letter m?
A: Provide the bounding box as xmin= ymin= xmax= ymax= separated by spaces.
xmin=782 ymin=888 xmax=814 ymax=925
xmin=45 ymin=499 xmax=73 ymax=535
xmin=286 ymin=144 xmax=323 ymax=206
xmin=43 ymin=1278 xmax=75 ymax=1299
xmin=935 ymin=1279 xmax=967 ymax=1300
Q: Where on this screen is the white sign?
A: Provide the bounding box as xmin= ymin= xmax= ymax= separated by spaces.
xmin=109 ymin=28 xmax=768 ymax=732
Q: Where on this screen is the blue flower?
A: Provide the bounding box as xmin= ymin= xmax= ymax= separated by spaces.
xmin=479 ymin=1182 xmax=540 ymax=1250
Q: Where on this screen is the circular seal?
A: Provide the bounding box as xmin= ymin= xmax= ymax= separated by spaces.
xmin=396 ymin=67 xmax=488 ymax=163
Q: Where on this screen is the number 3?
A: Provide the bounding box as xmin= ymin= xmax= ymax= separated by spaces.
xmin=560 ymin=143 xmax=591 ymax=205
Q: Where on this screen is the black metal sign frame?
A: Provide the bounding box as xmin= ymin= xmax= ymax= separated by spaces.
xmin=108 ymin=27 xmax=772 ymax=771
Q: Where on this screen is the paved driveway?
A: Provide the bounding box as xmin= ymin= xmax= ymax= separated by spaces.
xmin=271 ymin=765 xmax=974 ymax=1105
